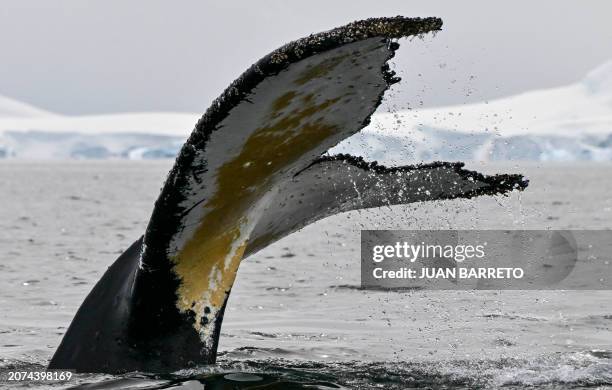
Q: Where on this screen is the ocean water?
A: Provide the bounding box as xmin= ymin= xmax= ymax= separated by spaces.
xmin=0 ymin=161 xmax=611 ymax=389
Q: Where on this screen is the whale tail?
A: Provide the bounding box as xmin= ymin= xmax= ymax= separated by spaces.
xmin=49 ymin=16 xmax=527 ymax=373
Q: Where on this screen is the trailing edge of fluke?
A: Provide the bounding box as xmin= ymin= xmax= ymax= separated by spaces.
xmin=48 ymin=16 xmax=527 ymax=373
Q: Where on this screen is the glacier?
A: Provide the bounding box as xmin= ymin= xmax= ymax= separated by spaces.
xmin=0 ymin=130 xmax=184 ymax=160
xmin=1 ymin=61 xmax=611 ymax=161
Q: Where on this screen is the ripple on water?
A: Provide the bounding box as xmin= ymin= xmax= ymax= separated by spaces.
xmin=18 ymin=351 xmax=606 ymax=389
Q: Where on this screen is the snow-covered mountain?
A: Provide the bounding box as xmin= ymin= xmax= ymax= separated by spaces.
xmin=0 ymin=105 xmax=197 ymax=159
xmin=1 ymin=60 xmax=612 ymax=160
xmin=334 ymin=60 xmax=612 ymax=163
xmin=0 ymin=95 xmax=55 ymax=118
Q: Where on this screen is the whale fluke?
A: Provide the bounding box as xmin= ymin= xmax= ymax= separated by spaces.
xmin=49 ymin=16 xmax=527 ymax=373
xmin=246 ymin=155 xmax=527 ymax=256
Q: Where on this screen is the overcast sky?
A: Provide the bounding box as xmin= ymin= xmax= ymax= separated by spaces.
xmin=1 ymin=0 xmax=611 ymax=115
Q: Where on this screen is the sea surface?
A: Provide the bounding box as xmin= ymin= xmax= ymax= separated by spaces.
xmin=1 ymin=161 xmax=611 ymax=389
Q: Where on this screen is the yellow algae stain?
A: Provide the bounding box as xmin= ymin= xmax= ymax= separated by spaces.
xmin=294 ymin=53 xmax=349 ymax=86
xmin=172 ymin=87 xmax=343 ymax=331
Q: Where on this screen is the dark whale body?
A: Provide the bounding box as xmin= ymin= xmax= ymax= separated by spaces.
xmin=48 ymin=16 xmax=527 ymax=373
xmin=48 ymin=237 xmax=214 ymax=372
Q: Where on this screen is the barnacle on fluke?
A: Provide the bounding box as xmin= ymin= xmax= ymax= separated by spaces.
xmin=48 ymin=16 xmax=527 ymax=374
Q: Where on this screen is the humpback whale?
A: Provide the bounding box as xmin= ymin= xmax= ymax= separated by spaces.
xmin=48 ymin=16 xmax=527 ymax=373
